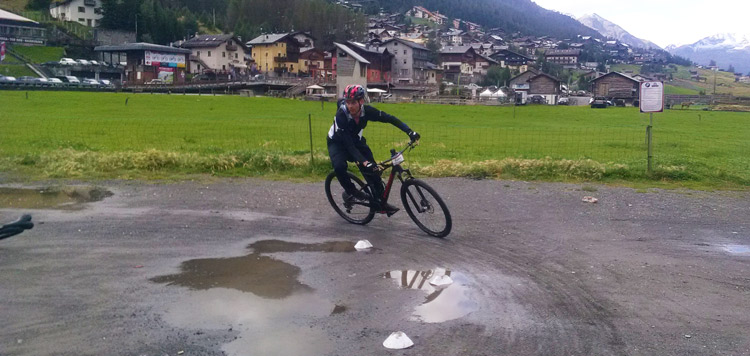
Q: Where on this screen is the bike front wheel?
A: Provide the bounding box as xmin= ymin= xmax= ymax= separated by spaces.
xmin=325 ymin=171 xmax=375 ymax=225
xmin=400 ymin=179 xmax=452 ymax=238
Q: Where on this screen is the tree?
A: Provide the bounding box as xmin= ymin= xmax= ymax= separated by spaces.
xmin=25 ymin=0 xmax=51 ymax=11
xmin=481 ymin=65 xmax=510 ymax=86
xmin=728 ymin=64 xmax=735 ymax=73
xmin=596 ymin=62 xmax=606 ymax=72
xmin=709 ymin=59 xmax=717 ymax=67
xmin=577 ymin=75 xmax=592 ymax=91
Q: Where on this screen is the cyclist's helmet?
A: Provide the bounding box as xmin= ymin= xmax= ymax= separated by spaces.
xmin=343 ymin=84 xmax=366 ymax=101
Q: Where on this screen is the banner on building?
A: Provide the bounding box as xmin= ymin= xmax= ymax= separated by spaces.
xmin=158 ymin=67 xmax=174 ymax=84
xmin=0 ymin=42 xmax=5 ymax=63
xmin=145 ymin=51 xmax=185 ymax=67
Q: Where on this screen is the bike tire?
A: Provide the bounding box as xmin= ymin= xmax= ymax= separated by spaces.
xmin=325 ymin=171 xmax=375 ymax=225
xmin=400 ymin=179 xmax=452 ymax=238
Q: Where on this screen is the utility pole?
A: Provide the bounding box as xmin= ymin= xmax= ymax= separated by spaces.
xmin=135 ymin=14 xmax=137 ymax=39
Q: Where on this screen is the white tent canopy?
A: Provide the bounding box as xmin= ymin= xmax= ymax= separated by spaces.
xmin=479 ymin=89 xmax=495 ymax=97
xmin=306 ymin=84 xmax=324 ymax=90
xmin=493 ymin=89 xmax=507 ymax=97
xmin=367 ymin=88 xmax=387 ymax=93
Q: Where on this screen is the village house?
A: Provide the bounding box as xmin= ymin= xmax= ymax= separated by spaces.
xmin=297 ymin=48 xmax=327 ymax=79
xmin=406 ymin=6 xmax=447 ymax=25
xmin=490 ymin=49 xmax=533 ymax=72
xmin=49 ymin=0 xmax=102 ymax=27
xmin=439 ymin=46 xmax=497 ymax=83
xmin=247 ymin=32 xmax=303 ymax=76
xmin=179 ymin=34 xmax=248 ymax=76
xmin=347 ymin=41 xmax=393 ymax=84
xmin=528 ymin=72 xmax=562 ymax=105
xmin=382 ymin=38 xmax=439 ymax=84
xmin=591 ymin=71 xmax=640 ymax=104
xmin=94 ymin=42 xmax=190 ymax=85
xmin=0 ymin=9 xmax=47 ymax=45
xmin=333 ymin=42 xmax=369 ymax=95
xmin=544 ymin=49 xmax=581 ymax=68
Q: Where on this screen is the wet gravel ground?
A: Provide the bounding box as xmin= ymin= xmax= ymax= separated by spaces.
xmin=1 ymin=178 xmax=749 ymax=356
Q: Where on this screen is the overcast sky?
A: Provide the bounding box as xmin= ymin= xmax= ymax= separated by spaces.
xmin=531 ymin=0 xmax=750 ymax=47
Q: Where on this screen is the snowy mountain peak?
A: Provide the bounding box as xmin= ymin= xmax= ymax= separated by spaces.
xmin=693 ymin=33 xmax=750 ymax=50
xmin=668 ymin=32 xmax=750 ymax=74
xmin=577 ymin=13 xmax=660 ymax=50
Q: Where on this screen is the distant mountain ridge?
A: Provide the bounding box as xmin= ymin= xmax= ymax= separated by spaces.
xmin=577 ymin=13 xmax=660 ymax=49
xmin=667 ymin=33 xmax=750 ymax=74
xmin=373 ymin=0 xmax=601 ymax=40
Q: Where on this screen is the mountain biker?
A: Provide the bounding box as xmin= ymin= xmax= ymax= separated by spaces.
xmin=327 ymin=84 xmax=420 ymax=215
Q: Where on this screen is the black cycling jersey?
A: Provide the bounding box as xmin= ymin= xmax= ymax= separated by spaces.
xmin=327 ymin=100 xmax=411 ymax=163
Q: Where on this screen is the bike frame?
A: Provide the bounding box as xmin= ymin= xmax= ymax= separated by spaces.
xmin=372 ymin=142 xmax=416 ymax=207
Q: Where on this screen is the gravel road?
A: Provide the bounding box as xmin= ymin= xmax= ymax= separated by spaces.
xmin=1 ymin=178 xmax=749 ymax=356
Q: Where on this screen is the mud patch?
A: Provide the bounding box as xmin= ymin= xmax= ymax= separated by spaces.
xmin=384 ymin=269 xmax=479 ymax=323
xmin=248 ymin=240 xmax=355 ymax=253
xmin=0 ymin=187 xmax=113 ymax=210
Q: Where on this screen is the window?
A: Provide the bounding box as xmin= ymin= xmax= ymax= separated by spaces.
xmin=222 ymin=52 xmax=225 ymax=58
xmin=360 ymin=66 xmax=366 ymax=77
xmin=235 ymin=53 xmax=238 ymax=59
xmin=87 ymin=19 xmax=92 ymax=26
xmin=403 ymin=59 xmax=406 ymax=64
xmin=403 ymin=50 xmax=406 ymax=55
xmin=222 ymin=65 xmax=226 ymax=70
xmin=78 ymin=6 xmax=85 ymax=12
xmin=78 ymin=18 xmax=84 ymax=22
xmin=208 ymin=51 xmax=211 ymax=57
xmin=197 ymin=51 xmax=200 ymax=57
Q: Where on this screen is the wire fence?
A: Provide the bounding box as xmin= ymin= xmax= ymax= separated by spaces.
xmin=4 ymin=111 xmax=747 ymax=183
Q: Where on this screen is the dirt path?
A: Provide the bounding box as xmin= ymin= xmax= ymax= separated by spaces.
xmin=1 ymin=179 xmax=749 ymax=356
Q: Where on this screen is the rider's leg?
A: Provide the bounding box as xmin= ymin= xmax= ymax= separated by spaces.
xmin=355 ymin=142 xmax=386 ymax=204
xmin=328 ymin=141 xmax=361 ymax=196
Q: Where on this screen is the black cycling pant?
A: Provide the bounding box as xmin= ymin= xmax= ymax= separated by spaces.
xmin=328 ymin=139 xmax=384 ymax=203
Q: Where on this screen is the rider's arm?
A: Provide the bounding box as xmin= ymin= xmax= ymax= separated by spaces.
xmin=363 ymin=105 xmax=411 ymax=134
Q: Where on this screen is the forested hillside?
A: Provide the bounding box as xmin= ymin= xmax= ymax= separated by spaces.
xmin=13 ymin=0 xmax=599 ymax=46
xmin=370 ymin=0 xmax=600 ymax=39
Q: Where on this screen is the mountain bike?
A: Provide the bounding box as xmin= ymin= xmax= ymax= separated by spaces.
xmin=324 ymin=141 xmax=452 ymax=238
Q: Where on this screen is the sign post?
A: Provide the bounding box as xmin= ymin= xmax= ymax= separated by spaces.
xmin=639 ymin=81 xmax=664 ymax=175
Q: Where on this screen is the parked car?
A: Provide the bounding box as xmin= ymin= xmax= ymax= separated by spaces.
xmin=58 ymin=75 xmax=81 ymax=85
xmin=59 ymin=58 xmax=77 ymax=65
xmin=47 ymin=78 xmax=64 ymax=86
xmin=17 ymin=76 xmax=37 ymax=85
xmin=146 ymin=78 xmax=165 ymax=85
xmin=529 ymin=95 xmax=545 ymax=104
xmin=557 ymin=97 xmax=570 ymax=105
xmin=81 ymin=78 xmax=101 ymax=87
xmin=99 ymin=79 xmax=114 ymax=87
xmin=89 ymin=60 xmax=100 ymax=66
xmin=590 ymin=96 xmax=608 ymax=108
xmin=0 ymin=75 xmax=17 ymax=84
xmin=77 ymin=59 xmax=91 ymax=65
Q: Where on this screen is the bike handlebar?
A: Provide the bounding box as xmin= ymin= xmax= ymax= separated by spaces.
xmin=378 ymin=140 xmax=418 ymax=167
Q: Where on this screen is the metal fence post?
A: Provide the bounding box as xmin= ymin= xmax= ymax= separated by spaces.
xmin=647 ymin=113 xmax=653 ymax=174
xmin=308 ymin=114 xmax=314 ymax=169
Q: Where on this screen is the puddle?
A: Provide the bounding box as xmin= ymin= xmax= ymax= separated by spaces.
xmin=151 ymin=240 xmax=356 ymax=299
xmin=150 ymin=253 xmax=314 ymax=299
xmin=723 ymin=244 xmax=750 ymax=255
xmin=0 ymin=187 xmax=113 ymax=209
xmin=151 ymin=240 xmax=355 ymax=356
xmin=384 ymin=269 xmax=479 ymax=323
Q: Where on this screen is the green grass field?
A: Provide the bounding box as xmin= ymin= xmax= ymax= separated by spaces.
xmin=10 ymin=46 xmax=66 ymax=63
xmin=1 ymin=91 xmax=748 ymax=189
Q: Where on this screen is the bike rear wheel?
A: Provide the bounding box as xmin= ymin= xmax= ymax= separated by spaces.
xmin=325 ymin=171 xmax=375 ymax=225
xmin=400 ymin=179 xmax=452 ymax=238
